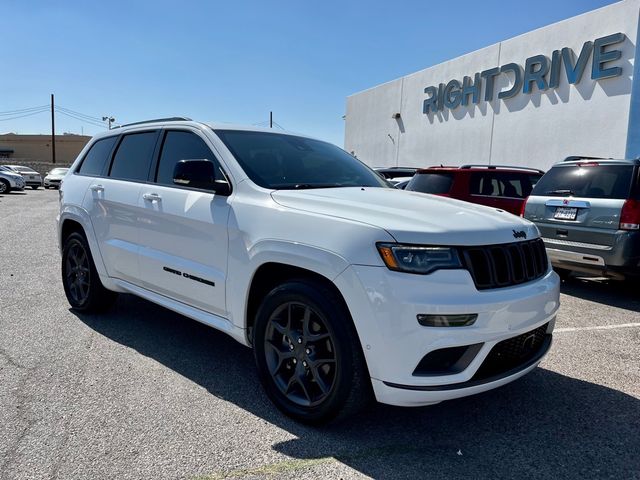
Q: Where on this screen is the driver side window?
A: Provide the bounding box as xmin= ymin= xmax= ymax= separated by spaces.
xmin=155 ymin=131 xmax=219 ymax=187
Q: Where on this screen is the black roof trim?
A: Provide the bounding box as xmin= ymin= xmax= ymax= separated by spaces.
xmin=114 ymin=117 xmax=192 ymax=129
xmin=459 ymin=164 xmax=545 ymax=174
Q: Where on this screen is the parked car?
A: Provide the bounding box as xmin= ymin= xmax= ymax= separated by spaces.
xmin=523 ymin=157 xmax=640 ymax=280
xmin=2 ymin=165 xmax=43 ymax=189
xmin=58 ymin=118 xmax=559 ymax=423
xmin=405 ymin=165 xmax=544 ymax=216
xmin=0 ymin=167 xmax=26 ymax=193
xmin=44 ymin=167 xmax=69 ymax=189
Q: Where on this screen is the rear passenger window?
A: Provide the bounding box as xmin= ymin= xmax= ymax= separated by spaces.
xmin=470 ymin=172 xmax=535 ymax=198
xmin=156 ymin=131 xmax=216 ymax=186
xmin=109 ymin=132 xmax=158 ymax=182
xmin=78 ymin=136 xmax=118 ymax=176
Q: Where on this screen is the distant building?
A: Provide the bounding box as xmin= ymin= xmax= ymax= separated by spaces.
xmin=345 ymin=0 xmax=640 ymax=171
xmin=0 ymin=133 xmax=91 ymax=164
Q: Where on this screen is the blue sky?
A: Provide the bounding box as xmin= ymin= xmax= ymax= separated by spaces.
xmin=2 ymin=0 xmax=617 ymax=145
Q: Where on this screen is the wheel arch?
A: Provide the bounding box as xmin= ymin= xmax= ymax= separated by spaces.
xmin=244 ymin=262 xmax=352 ymax=346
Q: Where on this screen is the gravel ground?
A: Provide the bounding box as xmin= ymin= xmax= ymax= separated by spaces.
xmin=1 ymin=189 xmax=639 ymax=480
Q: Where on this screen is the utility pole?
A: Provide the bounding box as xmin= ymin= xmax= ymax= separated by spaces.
xmin=269 ymin=111 xmax=273 ymax=128
xmin=102 ymin=116 xmax=115 ymax=130
xmin=50 ymin=94 xmax=56 ymax=164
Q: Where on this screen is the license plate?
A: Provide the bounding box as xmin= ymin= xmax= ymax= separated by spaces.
xmin=554 ymin=206 xmax=577 ymax=220
xmin=29 ymin=175 xmax=35 ymax=179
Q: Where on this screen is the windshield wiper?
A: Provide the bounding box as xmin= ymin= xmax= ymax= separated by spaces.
xmin=546 ymin=189 xmax=575 ymax=196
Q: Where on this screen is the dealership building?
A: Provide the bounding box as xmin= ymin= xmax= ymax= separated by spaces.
xmin=344 ymin=0 xmax=640 ymax=171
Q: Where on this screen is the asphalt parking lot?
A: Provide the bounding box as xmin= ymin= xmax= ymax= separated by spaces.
xmin=1 ymin=189 xmax=639 ymax=480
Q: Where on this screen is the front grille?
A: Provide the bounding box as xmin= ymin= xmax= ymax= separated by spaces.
xmin=460 ymin=238 xmax=548 ymax=290
xmin=472 ymin=323 xmax=549 ymax=381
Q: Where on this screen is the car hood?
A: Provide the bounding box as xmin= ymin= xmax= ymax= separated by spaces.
xmin=271 ymin=187 xmax=539 ymax=245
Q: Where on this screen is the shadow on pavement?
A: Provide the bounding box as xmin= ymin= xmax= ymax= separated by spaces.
xmin=73 ymin=294 xmax=640 ymax=479
xmin=561 ymin=276 xmax=640 ymax=313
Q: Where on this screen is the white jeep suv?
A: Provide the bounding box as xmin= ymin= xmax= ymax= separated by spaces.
xmin=58 ymin=118 xmax=560 ymax=423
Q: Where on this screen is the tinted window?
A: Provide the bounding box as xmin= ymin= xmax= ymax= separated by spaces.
xmin=109 ymin=132 xmax=157 ymax=182
xmin=406 ymin=173 xmax=454 ymax=194
xmin=532 ymin=165 xmax=634 ymax=199
xmin=156 ymin=131 xmax=216 ymax=185
xmin=470 ymin=172 xmax=539 ymax=198
xmin=215 ymin=130 xmax=388 ymax=189
xmin=78 ymin=136 xmax=118 ymax=176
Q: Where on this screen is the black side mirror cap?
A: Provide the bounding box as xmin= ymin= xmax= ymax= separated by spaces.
xmin=173 ymin=159 xmax=231 ymax=196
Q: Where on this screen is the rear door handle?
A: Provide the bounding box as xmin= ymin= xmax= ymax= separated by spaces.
xmin=90 ymin=184 xmax=104 ymax=192
xmin=143 ymin=193 xmax=162 ymax=202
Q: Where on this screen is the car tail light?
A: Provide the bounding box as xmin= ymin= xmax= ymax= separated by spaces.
xmin=620 ymin=199 xmax=640 ymax=230
xmin=519 ymin=196 xmax=529 ymax=217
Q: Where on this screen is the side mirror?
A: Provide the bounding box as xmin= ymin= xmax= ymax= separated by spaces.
xmin=173 ymin=159 xmax=231 ymax=196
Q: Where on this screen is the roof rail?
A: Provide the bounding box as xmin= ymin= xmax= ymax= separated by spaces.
xmin=459 ymin=164 xmax=545 ymax=174
xmin=114 ymin=117 xmax=192 ymax=129
xmin=562 ymin=155 xmax=612 ymax=162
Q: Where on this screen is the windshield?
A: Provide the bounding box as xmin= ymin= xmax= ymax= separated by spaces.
xmin=214 ymin=130 xmax=389 ymax=190
xmin=532 ymin=164 xmax=634 ymax=199
xmin=50 ymin=168 xmax=68 ymax=175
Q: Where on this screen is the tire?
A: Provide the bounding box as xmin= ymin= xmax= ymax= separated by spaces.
xmin=253 ymin=279 xmax=371 ymax=424
xmin=44 ymin=185 xmax=50 ymax=189
xmin=0 ymin=179 xmax=10 ymax=194
xmin=61 ymin=232 xmax=117 ymax=312
xmin=31 ymin=185 xmax=39 ymax=190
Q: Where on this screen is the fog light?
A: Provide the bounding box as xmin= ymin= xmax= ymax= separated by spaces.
xmin=417 ymin=314 xmax=477 ymax=327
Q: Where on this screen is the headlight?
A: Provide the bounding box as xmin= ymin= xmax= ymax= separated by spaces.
xmin=376 ymin=243 xmax=462 ymax=274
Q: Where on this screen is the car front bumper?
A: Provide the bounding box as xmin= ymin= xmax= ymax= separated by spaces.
xmin=334 ymin=265 xmax=560 ymax=407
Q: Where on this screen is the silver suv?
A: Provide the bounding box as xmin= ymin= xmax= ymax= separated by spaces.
xmin=523 ymin=157 xmax=640 ymax=280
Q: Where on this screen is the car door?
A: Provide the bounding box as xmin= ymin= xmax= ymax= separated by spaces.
xmin=83 ymin=130 xmax=160 ymax=284
xmin=136 ymin=129 xmax=230 ymax=316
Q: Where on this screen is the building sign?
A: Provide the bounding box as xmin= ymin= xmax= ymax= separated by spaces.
xmin=423 ymin=33 xmax=625 ymax=115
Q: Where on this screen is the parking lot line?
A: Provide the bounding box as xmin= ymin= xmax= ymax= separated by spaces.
xmin=555 ymin=322 xmax=640 ymax=333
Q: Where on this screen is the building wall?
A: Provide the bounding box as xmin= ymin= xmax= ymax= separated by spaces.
xmin=0 ymin=134 xmax=91 ymax=165
xmin=345 ymin=0 xmax=640 ymax=171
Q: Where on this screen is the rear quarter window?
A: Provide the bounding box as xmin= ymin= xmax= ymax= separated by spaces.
xmin=532 ymin=165 xmax=634 ymax=199
xmin=406 ymin=173 xmax=454 ymax=194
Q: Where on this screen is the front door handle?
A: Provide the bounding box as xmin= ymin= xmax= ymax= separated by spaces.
xmin=90 ymin=184 xmax=104 ymax=192
xmin=143 ymin=193 xmax=162 ymax=202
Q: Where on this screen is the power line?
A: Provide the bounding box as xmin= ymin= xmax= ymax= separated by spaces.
xmin=0 ymin=108 xmax=49 ymax=122
xmin=0 ymin=105 xmax=49 ymax=116
xmin=55 ymin=109 xmax=108 ymax=129
xmin=56 ymin=105 xmax=104 ymax=122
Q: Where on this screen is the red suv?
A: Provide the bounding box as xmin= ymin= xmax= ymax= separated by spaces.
xmin=405 ymin=165 xmax=544 ymax=215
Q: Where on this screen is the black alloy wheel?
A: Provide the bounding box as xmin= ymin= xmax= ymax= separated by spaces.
xmin=265 ymin=301 xmax=337 ymax=408
xmin=61 ymin=232 xmax=117 ymax=312
xmin=254 ymin=280 xmax=371 ymax=424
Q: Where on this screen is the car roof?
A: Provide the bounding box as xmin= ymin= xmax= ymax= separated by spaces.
xmin=555 ymin=157 xmax=640 ymax=167
xmin=415 ymin=165 xmax=544 ymax=174
xmin=90 ymin=119 xmax=316 ymax=142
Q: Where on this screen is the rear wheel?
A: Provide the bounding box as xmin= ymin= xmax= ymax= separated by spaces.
xmin=0 ymin=179 xmax=10 ymax=194
xmin=253 ymin=279 xmax=371 ymax=424
xmin=44 ymin=185 xmax=50 ymax=189
xmin=61 ymin=232 xmax=117 ymax=312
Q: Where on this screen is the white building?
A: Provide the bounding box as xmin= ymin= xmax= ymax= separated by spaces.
xmin=344 ymin=0 xmax=640 ymax=171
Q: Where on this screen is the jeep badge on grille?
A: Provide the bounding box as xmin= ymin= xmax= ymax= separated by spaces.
xmin=513 ymin=230 xmax=527 ymax=239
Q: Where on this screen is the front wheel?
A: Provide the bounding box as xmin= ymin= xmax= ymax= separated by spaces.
xmin=253 ymin=280 xmax=371 ymax=424
xmin=31 ymin=185 xmax=39 ymax=190
xmin=61 ymin=232 xmax=117 ymax=312
xmin=0 ymin=179 xmax=10 ymax=194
